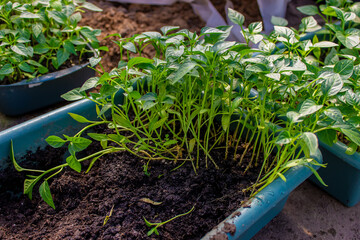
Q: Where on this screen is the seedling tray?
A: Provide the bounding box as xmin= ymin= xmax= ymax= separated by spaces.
xmin=0 ymin=96 xmax=321 ymax=239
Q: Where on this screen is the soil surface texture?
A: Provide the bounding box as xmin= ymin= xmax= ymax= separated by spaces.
xmin=0 ymin=126 xmax=262 ymax=240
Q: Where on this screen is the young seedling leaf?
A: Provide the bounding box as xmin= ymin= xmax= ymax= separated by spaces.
xmin=66 ymin=155 xmax=81 ymax=173
xmin=345 ymin=142 xmax=358 ymax=155
xmin=221 ymin=114 xmax=230 ymax=132
xmin=61 ymin=88 xmax=86 ymax=101
xmin=88 ymin=133 xmax=108 ymax=141
xmin=79 ymin=77 xmax=99 ymax=92
xmin=139 ymin=198 xmax=162 ymax=206
xmin=277 ymin=172 xmax=287 ymax=182
xmin=39 ymin=181 xmax=55 ymax=209
xmin=67 ymin=137 xmax=92 ymax=153
xmin=312 ymin=41 xmax=338 ymax=48
xmin=81 ymin=2 xmax=102 ymax=12
xmin=46 ymin=136 xmax=66 ymax=148
xmin=68 ymin=112 xmax=93 ymax=123
xmin=10 ymin=140 xmax=26 ymax=172
xmin=271 ymin=16 xmax=288 ymax=26
xmin=143 ymin=217 xmax=154 ymax=227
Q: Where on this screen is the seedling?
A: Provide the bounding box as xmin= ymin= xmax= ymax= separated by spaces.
xmin=143 ymin=205 xmax=195 ymax=236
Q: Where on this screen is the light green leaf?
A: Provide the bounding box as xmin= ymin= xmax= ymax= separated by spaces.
xmin=271 ymin=16 xmax=288 ymax=26
xmin=301 ymin=132 xmax=318 ymax=156
xmin=87 ymin=133 xmax=108 ymax=141
xmin=336 ymin=32 xmax=359 ymax=49
xmin=345 ymin=142 xmax=358 ymax=155
xmin=11 ymin=44 xmax=28 ymax=56
xmin=81 ymin=2 xmax=102 ymax=12
xmin=20 ymin=12 xmax=40 ymax=19
xmin=313 ymin=41 xmax=338 ymax=48
xmin=61 ymin=88 xmax=85 ymax=101
xmin=32 ymin=23 xmax=43 ymax=38
xmin=89 ymin=57 xmax=101 ymax=67
xmin=46 ymin=135 xmax=66 ymax=148
xmin=10 ymin=140 xmax=26 ymax=172
xmin=68 ymin=112 xmax=93 ymax=123
xmin=342 ymin=128 xmax=360 ymax=146
xmin=79 ymin=77 xmax=99 ymax=92
xmin=221 ymin=114 xmax=230 ymax=132
xmin=160 ymin=26 xmax=180 ymax=35
xmin=39 ymin=181 xmax=56 ymax=209
xmin=123 ymin=42 xmax=137 ymax=53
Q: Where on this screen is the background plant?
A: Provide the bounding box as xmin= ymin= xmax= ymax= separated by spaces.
xmin=0 ymin=0 xmax=103 ymax=84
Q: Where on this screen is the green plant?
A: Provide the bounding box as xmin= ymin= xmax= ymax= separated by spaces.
xmin=253 ymin=0 xmax=360 ymax=154
xmin=143 ymin=205 xmax=195 ymax=236
xmin=0 ymin=0 xmax=103 ymax=84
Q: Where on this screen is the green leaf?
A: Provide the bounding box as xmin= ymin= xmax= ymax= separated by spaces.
xmin=160 ymin=26 xmax=180 ymax=35
xmin=19 ymin=62 xmax=35 ymax=73
xmin=299 ymin=99 xmax=323 ymax=117
xmin=313 ymin=41 xmax=338 ymax=48
xmin=127 ymin=57 xmax=154 ymax=69
xmin=63 ymin=40 xmax=76 ymax=55
xmin=68 ymin=112 xmax=93 ymax=123
xmin=11 ymin=44 xmax=28 ymax=56
xmin=164 ymin=140 xmax=178 ymax=147
xmin=61 ymin=88 xmax=86 ymax=101
xmin=89 ymin=57 xmax=101 ymax=67
xmin=56 ymin=48 xmax=70 ymax=66
xmin=150 ymin=118 xmax=167 ymax=131
xmin=301 ymin=132 xmax=318 ymax=156
xmin=39 ymin=181 xmax=56 ymax=209
xmin=277 ymin=172 xmax=287 ymax=182
xmin=46 ymin=135 xmax=66 ymax=148
xmin=317 ymin=129 xmax=337 ymax=146
xmin=324 ymin=107 xmax=343 ymax=122
xmin=48 ymin=11 xmax=66 ymax=24
xmin=123 ymin=42 xmax=137 ymax=53
xmin=81 ymin=2 xmax=102 ymax=12
xmin=67 ymin=137 xmax=92 ymax=153
xmin=321 ymin=74 xmax=343 ymax=96
xmin=143 ymin=217 xmax=153 ymax=227
xmin=10 ymin=140 xmax=26 ymax=172
xmin=32 ymin=23 xmax=43 ymax=38
xmin=228 ymin=8 xmax=245 ymax=26
xmin=20 ymin=12 xmax=40 ymax=19
xmin=345 ymin=142 xmax=358 ymax=155
xmin=66 ymin=155 xmax=81 ymax=173
xmin=200 ymin=27 xmax=226 ymax=35
xmin=0 ymin=64 xmax=14 ymax=75
xmin=297 ymin=5 xmax=319 ymax=15
xmin=79 ymin=77 xmax=99 ymax=92
xmin=221 ymin=114 xmax=230 ymax=132
xmin=271 ymin=16 xmax=288 ymax=26
xmin=336 ymin=32 xmax=359 ymax=49
xmin=138 ymin=92 xmax=157 ymax=101
xmin=342 ymin=128 xmax=360 ymax=146
xmin=334 ymin=59 xmax=353 ymax=79
xmin=168 ymin=61 xmax=197 ymax=84
xmin=275 ymin=131 xmax=292 ymax=145
xmin=87 ymin=133 xmax=108 ymax=141
xmin=113 ymin=114 xmax=132 ymax=129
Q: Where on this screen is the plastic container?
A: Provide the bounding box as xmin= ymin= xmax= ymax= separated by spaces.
xmin=0 ymin=62 xmax=95 ymax=116
xmin=0 ymin=93 xmax=321 ymax=239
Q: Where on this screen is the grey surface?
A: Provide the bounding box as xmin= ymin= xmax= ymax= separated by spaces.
xmin=253 ymin=181 xmax=360 ymax=240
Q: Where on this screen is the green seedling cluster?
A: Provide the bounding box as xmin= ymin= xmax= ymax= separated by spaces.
xmin=0 ymin=0 xmax=103 ymax=84
xmin=11 ymin=0 xmax=360 ymax=235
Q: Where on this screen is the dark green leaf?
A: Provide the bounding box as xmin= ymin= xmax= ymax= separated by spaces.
xmin=67 ymin=137 xmax=92 ymax=152
xmin=342 ymin=128 xmax=360 ymax=146
xmin=66 ymin=155 xmax=81 ymax=173
xmin=334 ymin=59 xmax=354 ymax=79
xmin=56 ymin=48 xmax=70 ymax=66
xmin=19 ymin=62 xmax=35 ymax=73
xmin=317 ymin=129 xmax=337 ymax=146
xmin=0 ymin=64 xmax=14 ymax=75
xmin=127 ymin=57 xmax=154 ymax=69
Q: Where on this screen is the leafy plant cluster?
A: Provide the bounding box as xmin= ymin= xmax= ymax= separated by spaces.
xmin=0 ymin=0 xmax=102 ymax=84
xmin=260 ymin=0 xmax=360 ymax=154
xmin=13 ymin=0 xmax=360 ymax=232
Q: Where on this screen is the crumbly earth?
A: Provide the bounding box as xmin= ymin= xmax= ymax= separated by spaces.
xmin=0 ymin=134 xmax=262 ymax=239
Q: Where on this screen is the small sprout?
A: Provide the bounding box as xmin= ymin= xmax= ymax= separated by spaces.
xmin=103 ymin=205 xmax=115 ymax=226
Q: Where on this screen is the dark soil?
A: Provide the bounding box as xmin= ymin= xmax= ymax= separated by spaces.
xmin=0 ymin=125 xmax=263 ymax=240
